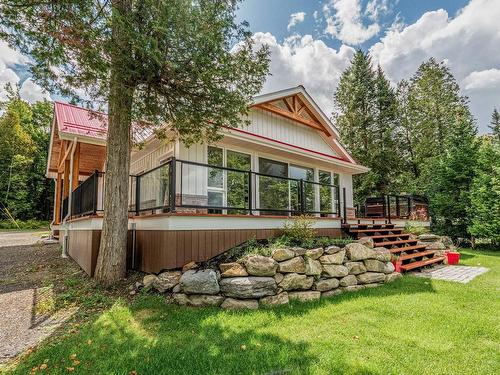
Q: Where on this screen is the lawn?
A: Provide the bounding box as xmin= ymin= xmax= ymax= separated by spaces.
xmin=8 ymin=249 xmax=500 ymax=375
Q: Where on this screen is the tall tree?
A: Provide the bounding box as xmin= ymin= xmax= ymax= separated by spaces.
xmin=424 ymin=108 xmax=478 ymax=240
xmin=1 ymin=0 xmax=269 ymax=285
xmin=333 ymin=51 xmax=400 ymax=203
xmin=490 ymin=108 xmax=500 ymax=140
xmin=405 ymin=58 xmax=469 ymax=179
xmin=469 ymin=136 xmax=500 ymax=245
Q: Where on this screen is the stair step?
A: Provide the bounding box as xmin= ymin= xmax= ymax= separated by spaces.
xmin=349 ymin=228 xmax=403 ymax=233
xmin=345 ymin=224 xmax=396 ymax=230
xmin=389 ymin=245 xmax=428 ymax=254
xmin=370 ymin=234 xmax=411 ymax=240
xmin=376 ymin=239 xmax=418 ymax=247
xmin=400 ymin=256 xmax=446 ymax=271
xmin=398 ymin=250 xmax=437 ymax=261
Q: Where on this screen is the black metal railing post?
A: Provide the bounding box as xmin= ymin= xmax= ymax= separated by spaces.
xmin=396 ymin=195 xmax=400 ymax=218
xmin=336 ymin=185 xmax=341 ymax=216
xmin=386 ymin=195 xmax=392 ymax=224
xmin=247 ymin=171 xmax=253 ymax=215
xmin=169 ymin=158 xmax=176 ymax=213
xmin=92 ymin=170 xmax=99 ymax=214
xmin=135 ymin=174 xmax=141 ymax=215
xmin=342 ymin=187 xmax=347 ymax=224
xmin=299 ymin=179 xmax=305 ymax=214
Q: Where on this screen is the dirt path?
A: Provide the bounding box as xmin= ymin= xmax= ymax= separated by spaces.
xmin=0 ymin=232 xmax=80 ymax=365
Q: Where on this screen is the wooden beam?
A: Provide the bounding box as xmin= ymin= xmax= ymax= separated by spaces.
xmin=72 ymin=142 xmax=81 ymax=190
xmin=58 ymin=141 xmax=72 ymax=172
xmin=283 ymin=97 xmax=294 ymax=113
xmin=63 ymin=159 xmax=70 ymax=199
xmin=256 ymin=103 xmax=331 ymax=135
xmin=54 ymin=173 xmax=62 ymax=224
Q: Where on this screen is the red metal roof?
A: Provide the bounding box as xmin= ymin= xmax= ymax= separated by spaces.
xmin=54 ymin=101 xmax=153 ymax=143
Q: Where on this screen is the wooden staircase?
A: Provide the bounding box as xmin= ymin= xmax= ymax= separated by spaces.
xmin=343 ymin=221 xmax=445 ymax=272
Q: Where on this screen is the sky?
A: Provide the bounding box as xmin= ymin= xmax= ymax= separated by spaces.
xmin=0 ymin=0 xmax=499 ymax=133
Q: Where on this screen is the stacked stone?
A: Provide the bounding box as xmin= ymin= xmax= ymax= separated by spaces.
xmin=142 ymin=241 xmax=402 ymax=310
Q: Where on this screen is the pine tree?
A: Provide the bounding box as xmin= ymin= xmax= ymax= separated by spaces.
xmin=425 ymin=108 xmax=478 ymax=239
xmin=490 ymin=108 xmax=500 ymax=140
xmin=469 ymin=136 xmax=500 ymax=245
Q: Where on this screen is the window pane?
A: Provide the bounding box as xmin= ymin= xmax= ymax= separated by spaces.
xmin=208 ymin=191 xmax=223 ymax=206
xmin=227 ymin=150 xmax=251 ymax=211
xmin=258 ymin=158 xmax=289 ymax=215
xmin=207 ymin=146 xmax=223 ymax=188
xmin=259 ymin=158 xmax=287 ymax=177
xmin=290 ymin=165 xmax=314 ymax=212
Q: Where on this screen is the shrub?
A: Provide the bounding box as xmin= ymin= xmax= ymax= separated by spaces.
xmin=281 ymin=215 xmax=317 ymax=247
xmin=404 ymin=222 xmax=429 ymax=236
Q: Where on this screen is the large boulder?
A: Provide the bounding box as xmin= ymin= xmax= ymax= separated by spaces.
xmin=314 ymin=278 xmax=340 ymax=292
xmin=143 ymin=274 xmax=158 ymax=289
xmin=345 ymin=243 xmax=375 ymax=261
xmin=372 ymin=247 xmax=391 ymax=262
xmin=363 ymin=259 xmax=386 ymax=273
xmin=321 ymin=289 xmax=343 ymax=298
xmin=180 ymin=269 xmax=220 ymax=295
xmin=172 ymin=293 xmax=190 ymax=305
xmin=305 ymin=247 xmax=324 ymax=260
xmin=339 ymin=275 xmax=357 ymax=287
xmin=383 ymin=262 xmax=395 ymax=274
xmin=271 ymin=248 xmax=295 ymax=261
xmin=441 ymin=236 xmax=454 ymax=248
xmin=322 ymin=264 xmax=349 ymax=278
xmin=319 ymin=250 xmax=346 ymax=265
xmin=341 ymin=285 xmax=363 ymax=293
xmin=324 ymin=245 xmax=342 ymax=254
xmin=221 ymin=298 xmax=259 ymax=310
xmin=291 ymin=247 xmax=307 ymax=256
xmin=220 ymin=262 xmax=248 ymax=278
xmin=425 ymin=242 xmax=446 ymax=250
xmin=345 ymin=261 xmax=366 ymax=275
xmin=187 ymin=294 xmax=224 ymax=307
xmin=357 ymin=272 xmax=386 ymax=284
xmin=385 ymin=272 xmax=403 ymax=283
xmin=260 ymin=292 xmax=289 ymax=307
xmin=274 ymin=273 xmax=284 ymax=284
xmin=219 ymin=277 xmax=276 ymax=299
xmin=244 ymin=255 xmax=277 ymax=276
xmin=418 ymin=234 xmax=441 ymax=242
xmin=358 ymin=237 xmax=374 ymax=248
xmin=279 ymin=273 xmax=314 ymax=291
xmin=304 ymin=257 xmax=322 ymax=276
xmin=278 ymin=256 xmax=306 ymax=273
xmin=154 ymin=271 xmax=182 ymax=292
xmin=288 ymin=291 xmax=321 ymax=302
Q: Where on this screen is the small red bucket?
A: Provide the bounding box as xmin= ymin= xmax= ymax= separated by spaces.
xmin=446 ymin=252 xmax=460 ymax=265
xmin=391 ymin=260 xmax=402 ymax=273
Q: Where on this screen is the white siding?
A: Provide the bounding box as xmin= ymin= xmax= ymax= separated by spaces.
xmin=246 ymin=108 xmax=337 ymax=157
xmin=178 ymin=142 xmax=207 ymax=196
xmin=130 ymin=140 xmax=174 ymax=175
xmin=339 ymin=173 xmax=354 ymax=208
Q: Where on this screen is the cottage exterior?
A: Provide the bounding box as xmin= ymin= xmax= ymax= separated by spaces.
xmin=46 ymin=86 xmax=428 ymax=276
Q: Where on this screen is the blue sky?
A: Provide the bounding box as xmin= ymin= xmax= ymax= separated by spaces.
xmin=0 ymin=0 xmax=498 ymax=133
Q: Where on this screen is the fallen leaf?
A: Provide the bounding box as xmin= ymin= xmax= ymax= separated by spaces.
xmin=129 ymin=371 xmax=138 ymax=375
xmin=40 ymin=363 xmax=48 ymax=370
xmin=73 ymin=360 xmax=81 ymax=366
xmin=87 ymin=339 xmax=92 ymax=346
xmin=66 ymin=367 xmax=75 ymax=372
xmin=240 ymin=344 xmax=246 ymax=350
xmin=69 ymin=354 xmax=77 ymax=360
xmin=352 ymin=335 xmax=359 ymax=340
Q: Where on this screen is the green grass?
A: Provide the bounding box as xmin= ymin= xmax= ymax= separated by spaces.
xmin=8 ymin=249 xmax=500 ymax=375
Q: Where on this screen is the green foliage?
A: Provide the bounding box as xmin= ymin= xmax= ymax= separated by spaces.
xmin=0 ymin=219 xmax=49 ymax=230
xmin=312 ymin=236 xmax=354 ymax=248
xmin=404 ymin=222 xmax=429 ymax=236
xmin=469 ymin=137 xmax=500 ymax=244
xmin=424 ymin=109 xmax=478 ymax=239
xmin=0 ymin=91 xmax=53 ymax=221
xmin=489 ymin=108 xmax=500 ymax=141
xmin=281 ymin=215 xmax=317 ymax=247
xmin=334 ymin=51 xmax=402 ymax=203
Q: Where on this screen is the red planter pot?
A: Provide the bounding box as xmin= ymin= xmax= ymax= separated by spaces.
xmin=391 ymin=260 xmax=402 ymax=273
xmin=446 ymin=252 xmax=460 ymax=265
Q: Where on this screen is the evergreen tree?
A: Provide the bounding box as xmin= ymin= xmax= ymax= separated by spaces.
xmin=469 ymin=136 xmax=500 ymax=245
xmin=1 ymin=0 xmax=269 ymax=284
xmin=406 ymin=58 xmax=469 ymax=179
xmin=489 ymin=108 xmax=500 ymax=140
xmin=425 ymin=108 xmax=478 ymax=240
xmin=333 ymin=51 xmax=400 ymax=203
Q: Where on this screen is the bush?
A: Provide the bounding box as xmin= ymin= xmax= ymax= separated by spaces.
xmin=281 ymin=215 xmax=317 ymax=247
xmin=404 ymin=222 xmax=429 ymax=236
xmin=0 ymin=219 xmax=50 ymax=230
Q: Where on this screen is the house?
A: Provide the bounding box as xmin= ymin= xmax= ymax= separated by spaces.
xmin=46 ymin=86 xmax=430 ymax=276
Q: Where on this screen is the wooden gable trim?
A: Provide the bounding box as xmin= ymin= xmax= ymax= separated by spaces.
xmin=253 ymin=94 xmax=332 ymax=136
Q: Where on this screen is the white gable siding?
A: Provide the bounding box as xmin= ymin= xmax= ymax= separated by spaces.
xmin=246 ymin=108 xmax=337 ymax=157
xmin=130 ymin=141 xmax=174 ymax=175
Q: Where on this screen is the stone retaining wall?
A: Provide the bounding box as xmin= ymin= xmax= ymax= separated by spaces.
xmin=142 ymin=241 xmax=403 ymax=309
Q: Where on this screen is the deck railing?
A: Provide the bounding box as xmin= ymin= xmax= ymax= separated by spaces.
xmin=132 ymin=158 xmax=341 ymax=217
xmin=356 ymin=194 xmax=429 ymax=222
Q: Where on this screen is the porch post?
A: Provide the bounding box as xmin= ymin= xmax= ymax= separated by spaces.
xmin=71 ymin=142 xmax=80 ymax=191
xmin=54 ymin=173 xmax=62 ymax=224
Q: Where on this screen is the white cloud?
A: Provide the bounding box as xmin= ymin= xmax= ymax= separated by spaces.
xmin=369 ymin=0 xmax=500 ymax=132
xmin=323 ymin=0 xmax=380 ymax=45
xmin=19 ymin=78 xmax=51 ymax=103
xmin=287 ymin=12 xmax=306 ymax=31
xmin=251 ymin=32 xmax=355 ymax=114
xmin=463 ymin=69 xmax=500 ymax=91
xmin=365 ymin=0 xmax=391 ymax=21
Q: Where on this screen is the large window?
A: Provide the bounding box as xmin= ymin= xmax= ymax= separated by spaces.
xmin=207 ymin=146 xmax=250 ymax=213
xmin=289 ymin=165 xmax=314 ymax=212
xmin=258 ymin=158 xmax=290 ymax=215
xmin=318 ymin=170 xmax=339 ymax=216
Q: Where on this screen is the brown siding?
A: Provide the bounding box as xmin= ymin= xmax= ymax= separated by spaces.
xmin=68 ymin=227 xmax=343 ymax=275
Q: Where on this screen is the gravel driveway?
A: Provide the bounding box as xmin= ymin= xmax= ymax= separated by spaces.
xmin=0 ymin=231 xmax=79 ymax=365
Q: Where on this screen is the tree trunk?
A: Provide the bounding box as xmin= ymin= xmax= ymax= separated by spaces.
xmin=94 ymin=0 xmax=134 ymax=285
